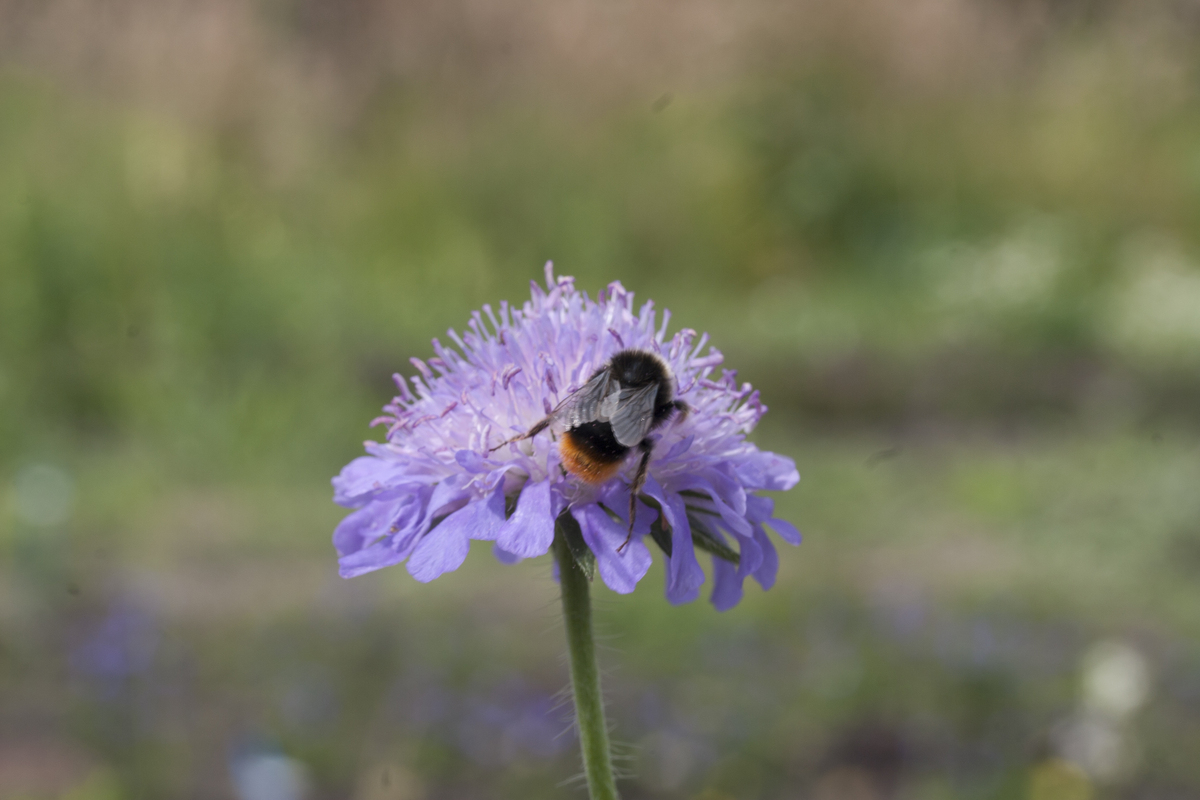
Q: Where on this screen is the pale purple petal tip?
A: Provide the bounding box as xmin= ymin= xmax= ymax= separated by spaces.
xmin=710 ymin=556 xmax=743 ymax=612
xmin=765 ymin=517 xmax=802 ymax=546
xmin=338 ymin=540 xmax=409 ymax=578
xmin=751 ymin=526 xmax=779 ymax=590
xmin=332 ymin=456 xmax=413 ymax=507
xmin=493 ymin=543 xmax=522 ymax=565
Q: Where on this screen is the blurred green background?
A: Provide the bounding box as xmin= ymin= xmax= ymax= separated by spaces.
xmin=3 ymin=1 xmax=1200 ymax=798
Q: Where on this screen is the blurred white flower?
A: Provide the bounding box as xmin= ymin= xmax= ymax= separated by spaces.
xmin=1103 ymin=234 xmax=1200 ymax=359
xmin=1054 ymin=639 xmax=1151 ymax=784
xmin=230 ymin=753 xmax=311 ymax=800
xmin=931 ymin=219 xmax=1064 ymax=317
xmin=1081 ymin=640 xmax=1151 ymax=719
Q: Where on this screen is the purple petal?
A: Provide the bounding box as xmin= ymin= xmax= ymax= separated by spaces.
xmin=497 ymin=479 xmax=556 ymax=558
xmin=596 ymin=483 xmax=656 ymax=537
xmin=467 ymin=483 xmax=509 ymax=542
xmin=362 ymin=440 xmax=397 ymax=458
xmin=573 ymin=504 xmax=652 ymax=594
xmin=766 ymin=516 xmax=802 ymax=546
xmin=702 ymin=464 xmax=747 ymax=516
xmin=332 ymin=457 xmax=421 ymax=507
xmin=407 ymin=485 xmax=506 ymax=582
xmin=339 ymin=538 xmax=411 ymax=578
xmin=426 ymin=474 xmax=471 ymax=520
xmin=751 ymin=525 xmax=779 ymax=590
xmin=745 ymin=494 xmax=774 ymax=524
xmin=493 ymin=543 xmax=522 ymax=565
xmin=333 ymin=501 xmax=398 ymax=556
xmin=407 ymin=522 xmax=471 ymax=583
xmin=735 ymin=452 xmax=799 ymax=492
xmin=455 ymin=450 xmax=491 ymax=473
xmin=760 ymin=452 xmax=800 ymax=491
xmin=661 ymin=434 xmax=694 ymax=461
xmin=675 ymin=475 xmax=751 ymax=537
xmin=643 ymin=476 xmax=704 ymax=605
xmin=710 ymin=556 xmax=744 ymax=612
xmin=333 ymin=489 xmax=427 ymax=556
xmin=735 ymin=524 xmax=764 ymax=577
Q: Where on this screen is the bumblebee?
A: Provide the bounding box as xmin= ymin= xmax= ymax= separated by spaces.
xmin=490 ymin=349 xmax=689 ymax=547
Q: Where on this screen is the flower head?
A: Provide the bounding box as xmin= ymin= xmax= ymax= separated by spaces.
xmin=332 ymin=264 xmax=800 ymax=609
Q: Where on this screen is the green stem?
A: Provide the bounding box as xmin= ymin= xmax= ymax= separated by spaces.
xmin=553 ymin=530 xmax=620 ymax=800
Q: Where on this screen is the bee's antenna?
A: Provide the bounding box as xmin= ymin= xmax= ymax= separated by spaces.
xmin=488 ymin=414 xmax=554 ymax=454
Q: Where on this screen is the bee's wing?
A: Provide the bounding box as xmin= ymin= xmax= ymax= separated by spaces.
xmin=609 ymin=382 xmax=660 ymax=447
xmin=597 ymin=383 xmax=621 ymax=421
xmin=561 ymin=369 xmax=618 ymax=429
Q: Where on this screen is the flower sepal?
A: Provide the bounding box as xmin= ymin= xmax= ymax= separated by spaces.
xmin=556 ymin=511 xmax=596 ymax=581
xmin=686 ymin=513 xmax=741 ymax=566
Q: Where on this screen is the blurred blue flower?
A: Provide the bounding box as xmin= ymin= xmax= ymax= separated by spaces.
xmin=70 ymin=603 xmax=157 ymax=685
xmin=332 ymin=264 xmax=800 ymax=608
xmin=456 ymin=689 xmax=567 ymax=765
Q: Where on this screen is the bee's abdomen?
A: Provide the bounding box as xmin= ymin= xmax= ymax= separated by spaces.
xmin=560 ymin=422 xmax=629 ymax=484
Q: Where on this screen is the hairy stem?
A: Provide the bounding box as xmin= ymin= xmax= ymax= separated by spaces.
xmin=553 ymin=530 xmax=620 ymax=800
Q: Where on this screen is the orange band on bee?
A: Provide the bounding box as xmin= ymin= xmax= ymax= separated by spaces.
xmin=559 ymin=432 xmax=624 ymax=484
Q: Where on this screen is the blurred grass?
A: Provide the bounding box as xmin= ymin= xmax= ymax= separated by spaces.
xmin=7 ymin=426 xmax=1199 ymax=798
xmin=3 ymin=0 xmax=1200 ymax=798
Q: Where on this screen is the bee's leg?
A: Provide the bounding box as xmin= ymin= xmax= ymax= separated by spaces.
xmin=671 ymin=399 xmax=691 ymax=424
xmin=487 ymin=416 xmax=552 ymax=454
xmin=618 ymin=439 xmax=654 ymax=553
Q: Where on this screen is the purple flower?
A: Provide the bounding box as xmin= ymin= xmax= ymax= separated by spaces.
xmin=332 ymin=264 xmax=800 ymax=609
xmin=69 ymin=602 xmax=158 ymax=699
